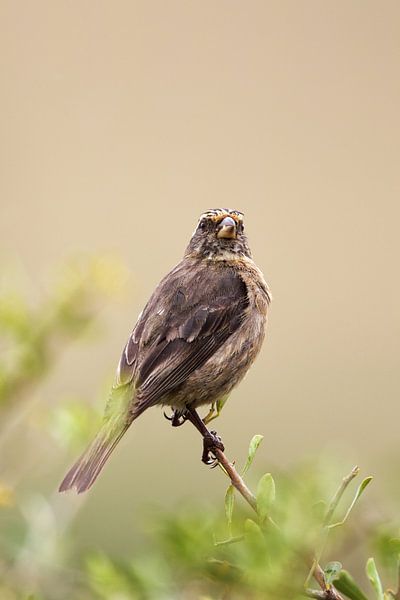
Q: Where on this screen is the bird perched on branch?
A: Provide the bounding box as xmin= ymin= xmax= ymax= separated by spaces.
xmin=59 ymin=209 xmax=271 ymax=493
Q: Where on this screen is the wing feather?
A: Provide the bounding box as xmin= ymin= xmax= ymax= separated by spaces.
xmin=130 ymin=263 xmax=249 ymax=414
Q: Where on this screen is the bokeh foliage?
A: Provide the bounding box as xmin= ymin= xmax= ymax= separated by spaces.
xmin=0 ymin=257 xmax=399 ymax=600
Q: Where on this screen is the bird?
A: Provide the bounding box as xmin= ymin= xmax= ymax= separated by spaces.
xmin=59 ymin=208 xmax=271 ymax=493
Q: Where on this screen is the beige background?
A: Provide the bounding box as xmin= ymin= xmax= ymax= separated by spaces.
xmin=1 ymin=1 xmax=399 ymax=550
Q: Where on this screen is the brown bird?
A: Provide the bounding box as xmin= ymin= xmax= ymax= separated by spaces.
xmin=59 ymin=209 xmax=271 ymax=493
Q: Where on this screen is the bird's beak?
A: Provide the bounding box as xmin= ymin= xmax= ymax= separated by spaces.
xmin=217 ymin=216 xmax=237 ymax=239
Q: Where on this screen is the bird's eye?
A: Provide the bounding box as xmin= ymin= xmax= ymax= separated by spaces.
xmin=198 ymin=219 xmax=207 ymax=231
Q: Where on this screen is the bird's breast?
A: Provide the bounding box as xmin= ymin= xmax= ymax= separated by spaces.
xmin=163 ymin=259 xmax=270 ymax=409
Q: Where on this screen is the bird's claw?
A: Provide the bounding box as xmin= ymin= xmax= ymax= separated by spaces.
xmin=209 ymin=456 xmax=220 ymax=469
xmin=163 ymin=409 xmax=187 ymax=427
xmin=202 ymin=430 xmax=224 ymax=466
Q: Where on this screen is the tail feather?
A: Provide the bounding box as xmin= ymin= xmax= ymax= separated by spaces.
xmin=59 ymin=422 xmax=129 ymax=493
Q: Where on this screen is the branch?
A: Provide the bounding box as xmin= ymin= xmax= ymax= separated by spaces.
xmin=323 ymin=466 xmax=360 ymax=527
xmin=213 ymin=447 xmax=257 ymax=511
xmin=304 ymin=466 xmax=360 ymax=598
xmin=312 ymin=564 xmax=344 ymax=600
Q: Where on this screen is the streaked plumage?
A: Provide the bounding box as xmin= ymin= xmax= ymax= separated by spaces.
xmin=59 ymin=209 xmax=271 ymax=493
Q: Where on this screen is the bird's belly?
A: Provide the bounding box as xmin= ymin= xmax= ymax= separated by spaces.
xmin=163 ymin=310 xmax=267 ymax=409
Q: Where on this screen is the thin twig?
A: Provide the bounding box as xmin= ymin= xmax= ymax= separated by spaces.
xmin=214 ymin=535 xmax=245 ymax=547
xmin=213 ymin=447 xmax=257 ymax=511
xmin=323 ymin=466 xmax=360 ymax=527
xmin=304 ymin=466 xmax=360 ymax=597
xmin=313 ymin=564 xmax=343 ymax=600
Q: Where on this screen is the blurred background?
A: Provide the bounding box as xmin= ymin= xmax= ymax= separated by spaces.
xmin=0 ymin=1 xmax=399 ymax=598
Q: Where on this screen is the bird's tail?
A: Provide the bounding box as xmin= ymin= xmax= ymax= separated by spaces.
xmin=58 ymin=422 xmax=129 ymax=494
xmin=58 ymin=419 xmax=130 ymax=493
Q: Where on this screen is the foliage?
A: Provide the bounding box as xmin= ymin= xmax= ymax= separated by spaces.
xmin=0 ymin=256 xmax=399 ymax=599
xmin=0 ymin=254 xmax=128 ymax=410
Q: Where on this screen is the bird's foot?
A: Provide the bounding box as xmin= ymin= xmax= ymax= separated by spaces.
xmin=203 ymin=404 xmax=217 ymax=425
xmin=163 ymin=409 xmax=187 ymax=427
xmin=202 ymin=430 xmax=225 ymax=467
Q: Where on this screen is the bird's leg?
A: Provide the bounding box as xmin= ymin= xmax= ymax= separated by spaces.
xmin=203 ymin=396 xmax=228 ymax=425
xmin=163 ymin=409 xmax=187 ymax=427
xmin=202 ymin=403 xmax=216 ymax=425
xmin=185 ymin=405 xmax=225 ymax=466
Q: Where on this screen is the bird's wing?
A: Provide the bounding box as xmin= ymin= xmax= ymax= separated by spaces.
xmin=118 ymin=260 xmax=249 ymax=416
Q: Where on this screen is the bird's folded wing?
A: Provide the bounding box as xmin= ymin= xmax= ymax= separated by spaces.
xmin=117 ymin=261 xmax=249 ymax=416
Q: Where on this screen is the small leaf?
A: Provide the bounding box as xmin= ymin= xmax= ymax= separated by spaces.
xmin=256 ymin=473 xmax=275 ymax=522
xmin=325 ymin=561 xmax=342 ymax=586
xmin=207 ymin=558 xmax=242 ymax=578
xmin=244 ymin=518 xmax=263 ymax=538
xmin=334 ymin=569 xmax=369 ymax=600
xmin=225 ymin=485 xmax=235 ymax=534
xmin=242 ymin=434 xmax=264 ymax=475
xmin=328 ymin=477 xmax=373 ymax=529
xmin=366 ymin=558 xmax=384 ymax=600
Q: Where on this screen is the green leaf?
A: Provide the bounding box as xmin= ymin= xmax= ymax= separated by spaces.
xmin=366 ymin=558 xmax=384 ymax=600
xmin=325 ymin=561 xmax=342 ymax=586
xmin=225 ymin=485 xmax=235 ymax=534
xmin=242 ymin=434 xmax=264 ymax=475
xmin=244 ymin=518 xmax=263 ymax=538
xmin=333 ymin=569 xmax=369 ymax=600
xmin=256 ymin=473 xmax=275 ymax=522
xmin=328 ymin=476 xmax=373 ymax=529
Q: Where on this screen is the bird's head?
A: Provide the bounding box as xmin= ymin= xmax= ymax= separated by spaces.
xmin=185 ymin=209 xmax=252 ymax=260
